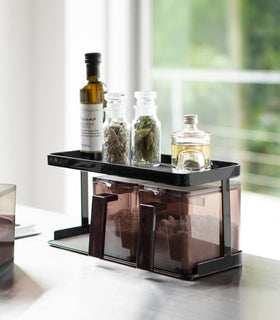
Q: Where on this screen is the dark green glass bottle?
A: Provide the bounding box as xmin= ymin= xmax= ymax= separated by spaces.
xmin=80 ymin=53 xmax=104 ymax=160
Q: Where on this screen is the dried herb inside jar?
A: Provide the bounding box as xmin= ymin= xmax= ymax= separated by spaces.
xmin=134 ymin=116 xmax=160 ymax=163
xmin=104 ymin=122 xmax=129 ymax=164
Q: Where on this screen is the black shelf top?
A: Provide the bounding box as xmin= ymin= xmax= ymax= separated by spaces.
xmin=48 ymin=150 xmax=240 ymax=187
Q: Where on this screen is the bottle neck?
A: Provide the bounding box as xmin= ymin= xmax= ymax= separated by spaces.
xmin=87 ymin=75 xmax=100 ymax=82
xmin=86 ymin=63 xmax=100 ymax=81
xmin=184 ymin=123 xmax=198 ymax=131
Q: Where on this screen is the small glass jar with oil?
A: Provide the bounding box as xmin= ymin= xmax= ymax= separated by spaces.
xmin=171 ymin=115 xmax=211 ymax=173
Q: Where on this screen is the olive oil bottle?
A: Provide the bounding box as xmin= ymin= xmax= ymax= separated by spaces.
xmin=80 ymin=53 xmax=104 ymax=160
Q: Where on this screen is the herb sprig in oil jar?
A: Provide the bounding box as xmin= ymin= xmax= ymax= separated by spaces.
xmin=103 ymin=93 xmax=130 ymax=165
xmin=132 ymin=91 xmax=161 ymax=167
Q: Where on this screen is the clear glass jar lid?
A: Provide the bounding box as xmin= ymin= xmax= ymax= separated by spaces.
xmin=105 ymin=93 xmax=125 ymax=107
xmin=134 ymin=91 xmax=157 ymax=106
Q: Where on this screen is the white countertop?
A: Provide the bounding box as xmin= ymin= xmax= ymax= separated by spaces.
xmin=0 ymin=203 xmax=279 ymax=320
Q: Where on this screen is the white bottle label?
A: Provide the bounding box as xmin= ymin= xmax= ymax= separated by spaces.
xmin=80 ymin=103 xmax=103 ymax=152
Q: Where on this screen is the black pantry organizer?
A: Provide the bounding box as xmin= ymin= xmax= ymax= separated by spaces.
xmin=48 ymin=150 xmax=242 ymax=280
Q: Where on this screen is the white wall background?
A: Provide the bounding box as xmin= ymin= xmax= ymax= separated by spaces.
xmin=0 ymin=0 xmax=32 ymax=206
xmin=29 ymin=0 xmax=66 ymax=212
xmin=0 ymin=0 xmax=65 ymax=213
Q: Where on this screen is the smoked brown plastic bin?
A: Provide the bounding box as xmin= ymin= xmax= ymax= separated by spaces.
xmin=0 ymin=184 xmax=16 ymax=282
xmin=48 ymin=150 xmax=242 ymax=280
xmin=90 ymin=176 xmax=241 ymax=279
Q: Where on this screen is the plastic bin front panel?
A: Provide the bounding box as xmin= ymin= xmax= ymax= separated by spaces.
xmin=0 ymin=185 xmax=16 ymax=269
xmin=93 ymin=179 xmax=139 ymax=262
xmin=139 ymin=184 xmax=240 ymax=275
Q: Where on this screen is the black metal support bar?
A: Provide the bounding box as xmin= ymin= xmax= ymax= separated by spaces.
xmin=88 ymin=193 xmax=118 ymax=259
xmin=54 ymin=225 xmax=89 ymax=240
xmin=221 ymin=178 xmax=231 ymax=256
xmin=137 ymin=202 xmax=167 ymax=271
xmin=194 ymin=251 xmax=243 ymax=279
xmin=81 ymin=171 xmax=89 ymax=227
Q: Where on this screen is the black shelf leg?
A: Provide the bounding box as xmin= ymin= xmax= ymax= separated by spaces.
xmin=222 ymin=178 xmax=231 ymax=256
xmin=53 ymin=170 xmax=90 ymax=240
xmin=81 ymin=171 xmax=89 ymax=227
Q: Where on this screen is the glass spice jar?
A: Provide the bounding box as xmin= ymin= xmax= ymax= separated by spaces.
xmin=102 ymin=93 xmax=130 ymax=165
xmin=131 ymin=91 xmax=161 ymax=167
xmin=171 ymin=114 xmax=211 ymax=173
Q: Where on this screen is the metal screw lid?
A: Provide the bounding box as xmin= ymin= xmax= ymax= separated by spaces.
xmin=184 ymin=115 xmax=198 ymax=125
